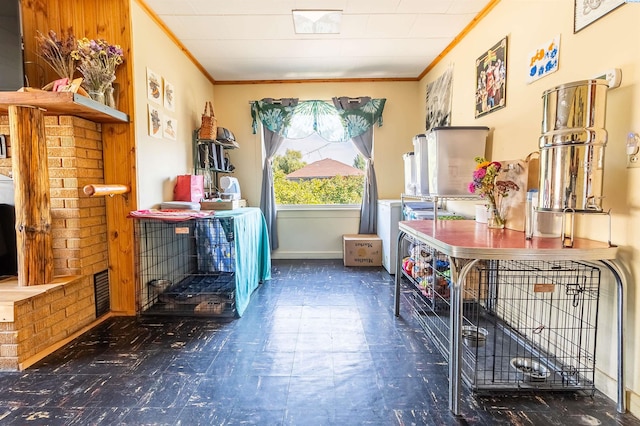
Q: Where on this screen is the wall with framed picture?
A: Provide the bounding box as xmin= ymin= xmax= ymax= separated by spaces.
xmin=416 ymin=0 xmax=640 ymax=415
xmin=475 ymin=36 xmax=507 ymax=118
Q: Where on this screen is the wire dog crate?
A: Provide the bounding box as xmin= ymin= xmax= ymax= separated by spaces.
xmin=134 ymin=217 xmax=237 ymax=317
xmin=400 ymin=238 xmax=601 ymax=393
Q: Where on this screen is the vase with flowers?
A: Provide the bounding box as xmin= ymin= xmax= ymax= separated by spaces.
xmin=468 ymin=157 xmax=519 ymax=229
xmin=71 ymin=37 xmax=124 ymax=104
xmin=35 ymin=30 xmax=77 ymax=88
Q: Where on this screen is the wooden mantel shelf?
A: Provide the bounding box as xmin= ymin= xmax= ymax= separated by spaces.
xmin=0 ymin=91 xmax=129 ymax=123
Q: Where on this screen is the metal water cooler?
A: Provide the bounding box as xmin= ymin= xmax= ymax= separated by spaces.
xmin=377 ymin=199 xmax=402 ymax=274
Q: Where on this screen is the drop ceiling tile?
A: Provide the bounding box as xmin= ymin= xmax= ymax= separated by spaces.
xmin=410 ymin=13 xmax=477 ymax=38
xmin=364 ymin=14 xmax=417 ymax=37
xmin=343 ymin=0 xmax=401 ymax=14
xmin=396 ymin=0 xmax=453 ymax=14
xmin=144 ymin=0 xmax=197 ymax=15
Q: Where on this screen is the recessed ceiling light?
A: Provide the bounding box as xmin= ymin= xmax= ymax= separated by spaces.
xmin=292 ymin=9 xmax=342 ymax=34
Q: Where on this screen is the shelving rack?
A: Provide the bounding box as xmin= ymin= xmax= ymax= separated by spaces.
xmin=193 ymin=129 xmax=237 ymax=199
xmin=400 ymin=193 xmax=479 ymax=224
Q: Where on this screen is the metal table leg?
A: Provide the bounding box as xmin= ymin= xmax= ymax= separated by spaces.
xmin=448 ymin=258 xmax=479 ymax=415
xmin=394 ymin=230 xmax=406 ymax=317
xmin=598 ymin=259 xmax=627 ymax=414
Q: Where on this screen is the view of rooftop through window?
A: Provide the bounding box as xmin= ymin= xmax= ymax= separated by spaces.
xmin=272 ymin=133 xmax=364 ymax=205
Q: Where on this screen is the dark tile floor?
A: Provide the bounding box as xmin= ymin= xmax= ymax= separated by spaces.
xmin=0 ymin=259 xmax=638 ymax=425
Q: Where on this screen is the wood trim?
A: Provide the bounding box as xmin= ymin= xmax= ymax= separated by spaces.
xmin=135 ymin=0 xmax=216 ymax=85
xmin=417 ymin=0 xmax=501 ymax=81
xmin=214 ymin=77 xmax=419 ymax=86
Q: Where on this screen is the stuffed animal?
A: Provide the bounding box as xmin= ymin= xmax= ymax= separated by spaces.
xmin=410 ymin=245 xmax=432 ymax=279
xmin=402 ymin=256 xmax=414 ymax=276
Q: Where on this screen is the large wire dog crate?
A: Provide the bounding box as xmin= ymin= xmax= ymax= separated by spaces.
xmin=400 ymin=238 xmax=601 ymax=393
xmin=134 ymin=217 xmax=236 ymax=317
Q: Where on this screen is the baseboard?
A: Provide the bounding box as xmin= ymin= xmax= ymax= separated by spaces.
xmin=271 ymin=251 xmax=342 ymax=260
xmin=594 ymin=368 xmax=639 ymax=417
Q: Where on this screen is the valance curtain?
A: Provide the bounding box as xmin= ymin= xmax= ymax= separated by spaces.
xmin=251 ymin=97 xmax=386 ymax=248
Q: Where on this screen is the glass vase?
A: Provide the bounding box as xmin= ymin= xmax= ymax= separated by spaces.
xmin=104 ymin=84 xmax=116 ymax=109
xmin=487 ymin=207 xmax=505 ymax=229
xmin=88 ymin=90 xmax=105 ymax=104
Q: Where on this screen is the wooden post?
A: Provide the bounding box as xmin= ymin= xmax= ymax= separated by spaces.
xmin=8 ymin=105 xmax=54 ymax=286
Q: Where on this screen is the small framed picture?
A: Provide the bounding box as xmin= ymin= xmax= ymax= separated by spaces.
xmin=475 ymin=36 xmax=507 ymax=119
xmin=527 ymin=35 xmax=560 ymax=84
xmin=146 ymin=68 xmax=162 ymax=104
xmin=574 ymin=0 xmax=625 ymax=33
xmin=148 ymin=104 xmax=163 ymax=139
xmin=164 ymin=80 xmax=175 ymax=111
xmin=163 ymin=116 xmax=177 ymax=140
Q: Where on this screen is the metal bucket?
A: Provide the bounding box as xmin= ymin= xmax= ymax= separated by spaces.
xmin=538 ymin=79 xmax=608 ymax=212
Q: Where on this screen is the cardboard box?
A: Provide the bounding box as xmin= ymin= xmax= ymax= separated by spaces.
xmin=200 ymin=199 xmax=247 ymax=210
xmin=343 ymin=234 xmax=382 ymax=267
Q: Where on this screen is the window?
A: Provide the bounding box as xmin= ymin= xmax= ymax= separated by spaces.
xmin=272 ymin=134 xmax=364 ymax=205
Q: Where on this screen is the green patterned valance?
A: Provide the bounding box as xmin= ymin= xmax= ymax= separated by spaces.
xmin=251 ymin=97 xmax=386 ymax=142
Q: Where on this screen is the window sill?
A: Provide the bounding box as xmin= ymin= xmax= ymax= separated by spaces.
xmin=277 ymin=204 xmax=360 ymax=211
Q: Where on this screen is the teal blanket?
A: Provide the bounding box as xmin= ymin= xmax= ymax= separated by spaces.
xmin=214 ymin=208 xmax=271 ymax=316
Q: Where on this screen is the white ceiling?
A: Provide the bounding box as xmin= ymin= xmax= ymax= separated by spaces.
xmin=143 ymin=0 xmax=493 ymax=82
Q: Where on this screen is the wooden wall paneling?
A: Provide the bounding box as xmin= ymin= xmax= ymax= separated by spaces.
xmin=20 ymin=0 xmax=138 ymax=313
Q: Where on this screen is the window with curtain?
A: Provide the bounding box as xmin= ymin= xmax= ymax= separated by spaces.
xmin=252 ymin=97 xmax=386 ymax=244
xmin=273 ymin=101 xmax=364 ymax=205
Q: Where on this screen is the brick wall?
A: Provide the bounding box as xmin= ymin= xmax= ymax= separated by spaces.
xmin=0 ymin=114 xmax=106 ymax=370
xmin=0 ymin=115 xmax=108 ymax=276
xmin=0 ymin=276 xmax=95 ymax=370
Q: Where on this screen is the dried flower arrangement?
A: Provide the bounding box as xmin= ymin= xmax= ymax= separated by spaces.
xmin=35 ymin=30 xmax=77 ymax=82
xmin=71 ymin=37 xmax=124 ymax=94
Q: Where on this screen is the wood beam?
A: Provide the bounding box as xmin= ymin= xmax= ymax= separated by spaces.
xmin=8 ymin=105 xmax=53 ymax=286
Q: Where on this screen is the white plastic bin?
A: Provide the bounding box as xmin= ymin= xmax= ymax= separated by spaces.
xmin=412 ymin=134 xmax=429 ymax=195
xmin=425 ymin=126 xmax=489 ymax=195
xmin=402 ymin=152 xmax=416 ymax=195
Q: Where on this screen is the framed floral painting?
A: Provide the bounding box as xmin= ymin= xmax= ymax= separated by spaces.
xmin=475 ymin=36 xmax=507 ymax=119
xmin=148 ymin=104 xmax=163 ymax=139
xmin=163 ymin=116 xmax=177 ymax=140
xmin=146 ymin=68 xmax=162 ymax=104
xmin=164 ymin=80 xmax=175 ymax=111
xmin=574 ymin=0 xmax=625 ymax=33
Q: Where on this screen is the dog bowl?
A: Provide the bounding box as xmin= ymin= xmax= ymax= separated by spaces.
xmin=148 ymin=279 xmax=172 ymax=291
xmin=461 ymin=326 xmax=488 ymax=347
xmin=510 ymin=357 xmax=551 ymax=381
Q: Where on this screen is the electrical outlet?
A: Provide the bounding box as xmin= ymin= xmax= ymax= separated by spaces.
xmin=627 ymin=132 xmax=640 ymax=168
xmin=628 ymin=154 xmax=640 ymax=168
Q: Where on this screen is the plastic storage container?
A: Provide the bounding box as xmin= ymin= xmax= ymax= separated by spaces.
xmin=415 ymin=127 xmax=489 ymax=196
xmin=403 ymin=152 xmax=416 ymax=195
xmin=412 ymin=135 xmax=429 ymax=195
